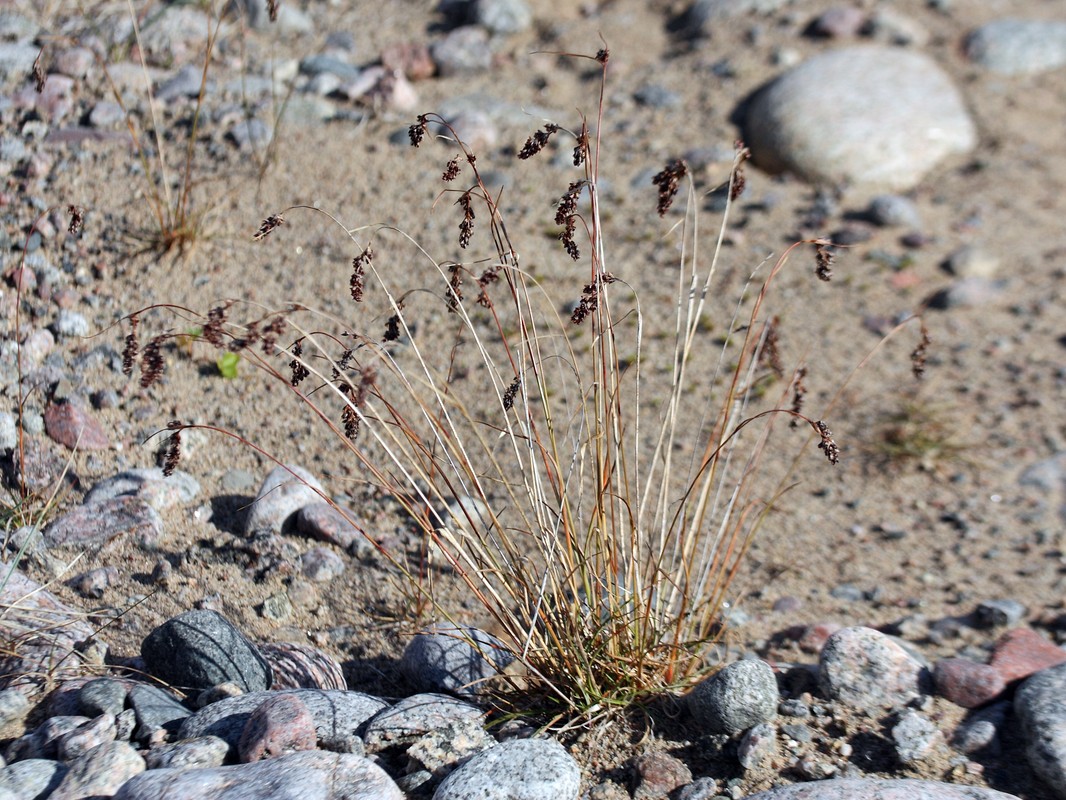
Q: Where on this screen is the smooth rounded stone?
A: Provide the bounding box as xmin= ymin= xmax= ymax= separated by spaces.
xmin=737 ymin=722 xmax=777 ymax=770
xmin=299 ymin=54 xmax=362 ymax=82
xmin=670 ymin=0 xmax=788 ymax=37
xmin=43 ymin=496 xmax=163 ymax=549
xmin=989 ymin=627 xmax=1066 ymax=684
xmin=473 ymin=0 xmax=532 ymax=34
xmin=975 ymin=599 xmax=1026 ymax=628
xmin=0 ymin=689 xmax=30 ymax=738
xmin=432 ymin=737 xmax=579 ymax=800
xmin=743 ymin=779 xmax=1022 ymax=799
xmin=114 ymin=750 xmax=403 ymax=800
xmin=966 ymin=19 xmax=1066 ymax=76
xmin=402 ymin=623 xmax=514 ymax=698
xmin=238 ymin=693 xmax=317 ymax=762
xmin=0 ymin=758 xmax=67 ymax=798
xmin=1014 ymin=663 xmax=1066 ymax=799
xmin=84 ymin=468 xmax=201 ymax=510
xmin=229 ymin=118 xmax=272 ymax=151
xmin=431 ymin=27 xmax=492 ymax=76
xmin=53 ymin=309 xmax=89 ymax=338
xmin=745 ymin=47 xmax=976 ymax=192
xmin=633 ymin=84 xmax=681 ymax=109
xmin=429 ymin=110 xmax=498 ymax=152
xmin=144 ymin=735 xmax=229 ymax=769
xmin=934 ymin=658 xmax=1005 ymax=709
xmin=951 ymin=702 xmax=1009 ymax=755
xmin=632 ymin=751 xmax=692 ymax=800
xmin=892 ymin=709 xmax=941 ymax=764
xmin=21 ymin=329 xmax=54 ymax=365
xmin=808 ymin=7 xmax=866 ymax=38
xmin=70 ymin=565 xmax=120 ymax=598
xmin=676 ymin=777 xmax=720 ymax=800
xmin=928 ymin=277 xmax=1007 ymax=310
xmin=43 ymin=401 xmax=109 ymax=450
xmin=299 ymin=546 xmax=346 ymax=582
xmin=244 ymin=465 xmax=326 ymax=535
xmin=128 ymin=684 xmax=192 ymax=739
xmin=179 ymin=689 xmax=387 ymax=754
xmin=141 ymin=609 xmax=273 ymax=694
xmin=867 ymin=195 xmax=922 ymax=229
xmin=686 ymin=659 xmax=778 ymax=735
xmin=295 ymin=503 xmax=371 ymax=557
xmin=49 ymin=741 xmax=145 ymax=800
xmin=364 ymin=693 xmax=485 ymax=752
xmin=0 ymin=566 xmax=95 ymax=692
xmin=8 ymin=717 xmax=88 ymax=761
xmin=88 ymin=100 xmax=125 ymax=129
xmin=820 ymin=627 xmax=930 ymax=710
xmin=261 ymin=642 xmax=347 ymax=691
xmin=57 ymin=713 xmax=117 ymax=762
xmin=943 ymin=246 xmax=1000 ymax=279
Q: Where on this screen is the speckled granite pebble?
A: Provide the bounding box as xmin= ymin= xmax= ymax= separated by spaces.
xmin=432 ymin=737 xmax=579 ymax=800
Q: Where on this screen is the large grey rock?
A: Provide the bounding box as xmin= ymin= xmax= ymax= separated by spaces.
xmin=819 ymin=626 xmax=929 ymax=710
xmin=179 ymin=689 xmax=387 ymax=754
xmin=1015 ymin=662 xmax=1066 ymax=798
xmin=244 ymin=465 xmax=326 ymax=535
xmin=364 ymin=693 xmax=485 ymax=752
xmin=743 ymin=779 xmax=1021 ymax=799
xmin=0 ymin=758 xmax=67 ymax=799
xmin=113 ymin=750 xmax=402 ymax=800
xmin=49 ymin=741 xmax=145 ymax=800
xmin=141 ymin=610 xmax=272 ymax=693
xmin=745 ymin=47 xmax=975 ymax=191
xmin=432 ymin=737 xmax=579 ymax=800
xmin=686 ymin=659 xmax=778 ymax=735
xmin=966 ymin=19 xmax=1066 ymax=76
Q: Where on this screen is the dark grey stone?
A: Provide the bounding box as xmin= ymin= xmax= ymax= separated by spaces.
xmin=686 ymin=659 xmax=778 ymax=735
xmin=1015 ymin=662 xmax=1066 ymax=798
xmin=141 ymin=610 xmax=272 ymax=693
xmin=128 ymin=684 xmax=192 ymax=739
xmin=401 ymin=623 xmax=513 ymax=698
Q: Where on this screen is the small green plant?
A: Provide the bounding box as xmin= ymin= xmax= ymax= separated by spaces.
xmin=215 ymin=351 xmax=240 ymax=379
xmin=124 ymin=48 xmax=924 ymax=728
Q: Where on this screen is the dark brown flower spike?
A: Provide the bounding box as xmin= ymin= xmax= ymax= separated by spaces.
xmin=816 ymin=420 xmax=840 ymax=465
xmin=518 ymin=123 xmax=560 ymax=160
xmin=595 ymin=48 xmax=610 ymax=65
xmin=122 ymin=316 xmax=140 ymax=377
xmin=911 ymin=322 xmax=931 ymax=379
xmin=203 ymin=306 xmax=227 ymax=347
xmin=261 ymin=316 xmax=287 ymax=355
xmin=458 ymin=192 xmax=475 ymax=249
xmin=267 ymin=0 xmax=279 ymax=22
xmin=815 ymin=241 xmax=834 ymax=282
xmin=67 ymin=206 xmax=83 ymax=235
xmin=384 ymin=313 xmax=401 ymax=342
xmin=503 ymin=376 xmax=521 ymax=410
xmin=409 ymin=115 xmax=428 ymax=147
xmin=351 ymin=247 xmax=372 ymax=302
xmin=289 ymin=338 xmax=309 ymax=386
xmin=573 ymin=123 xmax=589 ymax=167
xmin=253 ymin=214 xmax=285 ymax=241
xmin=162 ymin=421 xmax=182 ymax=476
xmin=730 ymin=143 xmax=751 ymax=202
xmin=789 ymin=366 xmax=807 ymax=427
xmin=32 ymin=50 xmax=45 ymax=93
xmin=446 ymin=262 xmax=463 ymax=312
xmin=140 ymin=335 xmax=166 ymax=389
xmin=442 ymin=156 xmax=461 ymax=181
xmin=652 ymin=159 xmax=687 ymax=217
xmin=758 ymin=315 xmax=784 ymax=378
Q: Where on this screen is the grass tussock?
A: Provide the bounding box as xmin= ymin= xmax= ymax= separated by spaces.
xmin=120 ymin=49 xmax=926 ymax=729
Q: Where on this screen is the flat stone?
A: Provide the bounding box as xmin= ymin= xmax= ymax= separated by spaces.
xmin=745 ymin=46 xmax=975 ymax=191
xmin=113 ymin=750 xmax=402 ymax=800
xmin=295 ymin=502 xmax=370 ymax=555
xmin=261 ymin=642 xmax=347 ymax=691
xmin=432 ymin=737 xmax=580 ymax=800
xmin=179 ymin=689 xmax=387 ymax=755
xmin=364 ymin=693 xmax=484 ymax=753
xmin=141 ymin=610 xmax=272 ymax=694
xmin=43 ymin=497 xmax=164 ymax=550
xmin=84 ymin=468 xmax=200 ymax=510
xmin=687 ymin=659 xmax=778 ymax=735
xmin=43 ymin=402 xmax=109 ymax=450
xmin=989 ymin=628 xmax=1066 ymax=684
xmin=128 ymin=684 xmax=192 ymax=739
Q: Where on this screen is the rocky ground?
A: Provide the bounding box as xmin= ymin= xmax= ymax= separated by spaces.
xmin=1 ymin=0 xmax=1066 ymax=798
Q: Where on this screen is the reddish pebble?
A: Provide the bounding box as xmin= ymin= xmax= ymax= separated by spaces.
xmin=44 ymin=402 xmax=110 ymax=450
xmin=934 ymin=658 xmax=1006 ymax=708
xmin=799 ymin=623 xmax=842 ymax=654
xmin=632 ymin=751 xmax=692 ymax=800
xmin=381 ymin=41 xmax=436 ymax=81
xmin=989 ymin=628 xmax=1066 ymax=684
xmin=238 ymin=693 xmax=317 ymax=762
